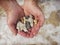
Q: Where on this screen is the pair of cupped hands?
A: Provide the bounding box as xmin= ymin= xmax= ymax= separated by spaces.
xmin=6 ymin=2 xmax=44 ymax=38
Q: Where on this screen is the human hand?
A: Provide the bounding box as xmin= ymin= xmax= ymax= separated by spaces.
xmin=18 ymin=14 xmax=44 ymax=38
xmin=18 ymin=3 xmax=44 ymax=38
xmin=7 ymin=6 xmax=25 ymax=35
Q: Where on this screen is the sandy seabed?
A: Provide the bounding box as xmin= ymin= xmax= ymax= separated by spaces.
xmin=0 ymin=0 xmax=60 ymax=45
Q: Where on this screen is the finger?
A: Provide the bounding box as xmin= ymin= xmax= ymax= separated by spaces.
xmin=7 ymin=17 xmax=18 ymax=35
xmin=18 ymin=31 xmax=29 ymax=38
xmin=18 ymin=30 xmax=34 ymax=38
xmin=7 ymin=22 xmax=18 ymax=35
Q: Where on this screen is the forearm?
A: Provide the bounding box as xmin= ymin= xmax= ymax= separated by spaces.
xmin=0 ymin=0 xmax=19 ymax=13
